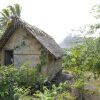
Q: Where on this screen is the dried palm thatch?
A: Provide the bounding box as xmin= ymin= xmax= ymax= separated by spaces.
xmin=0 ymin=16 xmax=63 ymax=58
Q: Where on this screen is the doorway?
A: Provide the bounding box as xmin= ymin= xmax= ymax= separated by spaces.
xmin=4 ymin=50 xmax=13 ymax=66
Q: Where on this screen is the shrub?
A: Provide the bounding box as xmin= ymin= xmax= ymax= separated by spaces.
xmin=34 ymin=82 xmax=74 ymax=100
xmin=0 ymin=66 xmax=18 ymax=99
xmin=0 ymin=64 xmax=46 ymax=100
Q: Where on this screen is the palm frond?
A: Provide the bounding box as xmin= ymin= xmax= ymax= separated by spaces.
xmin=14 ymin=4 xmax=21 ymax=17
xmin=0 ymin=4 xmax=22 ymax=33
xmin=2 ymin=9 xmax=10 ymax=17
xmin=0 ymin=12 xmax=8 ymax=19
xmin=8 ymin=5 xmax=16 ymax=16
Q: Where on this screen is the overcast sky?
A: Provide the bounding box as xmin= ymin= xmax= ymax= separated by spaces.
xmin=0 ymin=0 xmax=99 ymax=43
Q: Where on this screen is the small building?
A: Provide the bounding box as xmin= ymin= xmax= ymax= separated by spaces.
xmin=0 ymin=17 xmax=63 ymax=80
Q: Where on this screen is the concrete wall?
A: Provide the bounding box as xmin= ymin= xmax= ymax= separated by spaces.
xmin=1 ymin=28 xmax=41 ymax=67
xmin=43 ymin=54 xmax=62 ymax=80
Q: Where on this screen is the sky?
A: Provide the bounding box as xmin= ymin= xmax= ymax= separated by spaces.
xmin=0 ymin=0 xmax=99 ymax=43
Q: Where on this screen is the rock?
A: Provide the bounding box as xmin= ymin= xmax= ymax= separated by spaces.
xmin=51 ymin=71 xmax=73 ymax=85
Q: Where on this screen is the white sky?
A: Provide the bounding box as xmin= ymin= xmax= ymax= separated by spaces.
xmin=0 ymin=0 xmax=99 ymax=43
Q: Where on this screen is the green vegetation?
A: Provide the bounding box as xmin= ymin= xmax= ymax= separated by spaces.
xmin=0 ymin=37 xmax=99 ymax=100
xmin=0 ymin=3 xmax=100 ymax=100
xmin=0 ymin=64 xmax=46 ymax=100
xmin=63 ymin=37 xmax=100 ymax=75
xmin=0 ymin=64 xmax=75 ymax=100
xmin=33 ymin=83 xmax=74 ymax=100
xmin=0 ymin=4 xmax=21 ymax=36
xmin=63 ymin=37 xmax=100 ymax=99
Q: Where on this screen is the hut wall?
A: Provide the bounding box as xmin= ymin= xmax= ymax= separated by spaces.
xmin=1 ymin=28 xmax=41 ymax=67
xmin=41 ymin=54 xmax=62 ymax=80
xmin=48 ymin=59 xmax=62 ymax=80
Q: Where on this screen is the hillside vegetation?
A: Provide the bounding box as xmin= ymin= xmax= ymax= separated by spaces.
xmin=0 ymin=3 xmax=100 ymax=100
xmin=0 ymin=37 xmax=99 ymax=100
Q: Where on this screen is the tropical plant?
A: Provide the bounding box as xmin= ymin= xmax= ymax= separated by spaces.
xmin=77 ymin=3 xmax=100 ymax=35
xmin=0 ymin=4 xmax=21 ymax=33
xmin=34 ymin=82 xmax=74 ymax=100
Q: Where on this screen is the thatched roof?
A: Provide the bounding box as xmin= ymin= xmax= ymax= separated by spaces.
xmin=0 ymin=16 xmax=63 ymax=58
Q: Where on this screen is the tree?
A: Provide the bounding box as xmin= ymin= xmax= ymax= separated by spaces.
xmin=76 ymin=4 xmax=100 ymax=35
xmin=63 ymin=36 xmax=100 ymax=76
xmin=0 ymin=4 xmax=21 ymax=35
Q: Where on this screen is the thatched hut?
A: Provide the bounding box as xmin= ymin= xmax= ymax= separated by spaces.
xmin=0 ymin=17 xmax=63 ymax=80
